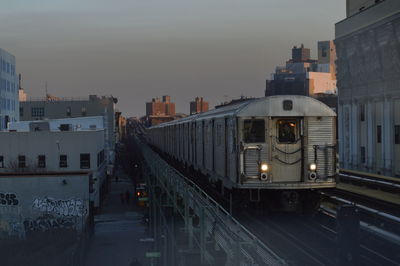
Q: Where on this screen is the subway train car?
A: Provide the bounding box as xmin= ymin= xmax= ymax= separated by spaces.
xmin=147 ymin=95 xmax=337 ymax=209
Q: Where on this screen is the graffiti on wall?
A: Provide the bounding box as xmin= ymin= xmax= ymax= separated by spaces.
xmin=0 ymin=220 xmax=25 ymax=238
xmin=0 ymin=193 xmax=19 ymax=206
xmin=24 ymin=215 xmax=76 ymax=233
xmin=32 ymin=197 xmax=87 ymax=217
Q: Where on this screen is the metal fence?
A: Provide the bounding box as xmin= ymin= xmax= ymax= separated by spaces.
xmin=138 ymin=138 xmax=286 ymax=266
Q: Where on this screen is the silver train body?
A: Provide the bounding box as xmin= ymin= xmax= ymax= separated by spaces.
xmin=147 ymin=95 xmax=336 ymax=193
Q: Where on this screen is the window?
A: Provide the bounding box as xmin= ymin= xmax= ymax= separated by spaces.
xmin=38 ymin=155 xmax=46 ymax=168
xmin=361 ymin=147 xmax=366 ymax=164
xmin=31 ymin=107 xmax=44 ymax=117
xmin=18 ymin=155 xmax=26 ymax=168
xmin=59 ymin=155 xmax=68 ymax=168
xmin=360 ymin=104 xmax=365 ymax=122
xmin=97 ymin=150 xmax=105 ymax=167
xmin=81 ymin=107 xmax=87 ymax=116
xmin=216 ymin=124 xmax=222 ymax=146
xmin=278 ymin=120 xmax=297 ymax=143
xmin=395 ymin=125 xmax=400 ymax=145
xmin=66 ymin=107 xmax=71 ymax=117
xmin=377 ymin=125 xmax=382 ymax=143
xmin=19 ymin=107 xmax=23 ymax=117
xmin=322 ymin=47 xmax=327 ymax=57
xmin=80 ymin=153 xmax=90 ymax=169
xmin=0 ymin=156 xmax=4 ymax=168
xmin=243 ymin=119 xmax=265 ymax=143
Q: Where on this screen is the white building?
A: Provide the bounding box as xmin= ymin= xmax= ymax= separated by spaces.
xmin=8 ymin=116 xmax=104 ymax=132
xmin=0 ymin=128 xmax=107 ymax=209
xmin=19 ymin=95 xmax=116 ymax=164
xmin=0 ymin=48 xmax=19 ymax=130
xmin=335 ymin=0 xmax=400 ymax=177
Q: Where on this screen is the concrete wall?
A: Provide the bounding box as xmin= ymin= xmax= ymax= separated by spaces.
xmin=337 ymin=0 xmax=400 ymax=38
xmin=335 ymin=2 xmax=400 ymax=177
xmin=0 ymin=174 xmax=89 ymax=239
xmin=346 ymin=0 xmax=378 ymax=17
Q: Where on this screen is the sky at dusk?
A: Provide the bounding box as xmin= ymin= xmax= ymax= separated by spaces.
xmin=0 ymin=0 xmax=345 ymax=117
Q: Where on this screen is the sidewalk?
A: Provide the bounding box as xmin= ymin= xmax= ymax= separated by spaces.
xmin=85 ymin=168 xmax=150 ymax=266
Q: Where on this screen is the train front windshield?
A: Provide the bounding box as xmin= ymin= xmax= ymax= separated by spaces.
xmin=278 ymin=120 xmax=297 ymax=143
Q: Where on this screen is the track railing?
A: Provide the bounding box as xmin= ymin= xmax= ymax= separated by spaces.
xmin=138 ymin=138 xmax=286 ymax=266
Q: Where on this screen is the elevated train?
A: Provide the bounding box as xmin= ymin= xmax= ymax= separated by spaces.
xmin=147 ymin=95 xmax=337 ymax=210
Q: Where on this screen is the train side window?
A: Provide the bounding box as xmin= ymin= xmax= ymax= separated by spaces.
xmin=243 ymin=119 xmax=265 ymax=143
xmin=377 ymin=125 xmax=382 ymax=143
xmin=360 ymin=103 xmax=365 ymax=121
xmin=360 ymin=147 xmax=366 ymax=164
xmin=277 ymin=120 xmax=297 ymax=143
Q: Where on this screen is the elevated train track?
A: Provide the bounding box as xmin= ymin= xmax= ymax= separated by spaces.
xmin=128 ymin=91 xmax=400 ymax=264
xmin=135 ymin=136 xmax=400 ymax=265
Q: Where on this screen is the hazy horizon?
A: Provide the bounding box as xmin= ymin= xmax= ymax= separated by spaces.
xmin=0 ymin=0 xmax=345 ymax=117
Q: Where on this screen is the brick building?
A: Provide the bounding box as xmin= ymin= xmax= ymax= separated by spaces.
xmin=190 ymin=97 xmax=209 ymax=115
xmin=145 ymin=95 xmax=176 ymax=126
xmin=146 ymin=95 xmax=175 ymax=116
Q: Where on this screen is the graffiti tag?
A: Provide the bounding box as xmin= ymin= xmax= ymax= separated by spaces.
xmin=32 ymin=197 xmax=87 ymax=217
xmin=0 ymin=193 xmax=19 ymax=206
xmin=24 ymin=216 xmax=75 ymax=233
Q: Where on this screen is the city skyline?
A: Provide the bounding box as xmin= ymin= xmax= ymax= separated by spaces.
xmin=0 ymin=0 xmax=345 ymax=116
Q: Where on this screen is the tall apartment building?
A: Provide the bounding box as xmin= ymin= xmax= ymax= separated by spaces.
xmin=19 ymin=95 xmax=116 ymax=163
xmin=335 ymin=0 xmax=400 ymax=176
xmin=0 ymin=48 xmax=19 ymax=130
xmin=145 ymin=95 xmax=176 ymax=126
xmin=146 ymin=95 xmax=176 ymax=116
xmin=317 ymin=41 xmax=337 ymax=79
xmin=265 ymin=41 xmax=337 ymax=109
xmin=291 ymin=44 xmax=312 ymax=62
xmin=190 ymin=97 xmax=209 ymax=115
xmin=18 ymin=74 xmax=27 ymax=102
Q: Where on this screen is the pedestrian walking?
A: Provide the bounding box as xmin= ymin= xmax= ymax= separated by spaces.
xmin=120 ymin=193 xmax=125 ymax=204
xmin=125 ymin=190 xmax=130 ymax=204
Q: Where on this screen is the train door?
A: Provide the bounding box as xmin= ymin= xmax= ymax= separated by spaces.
xmin=240 ymin=118 xmax=268 ymax=178
xmin=271 ymin=118 xmax=303 ymax=182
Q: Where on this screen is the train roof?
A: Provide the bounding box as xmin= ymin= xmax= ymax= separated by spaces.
xmin=150 ymin=95 xmax=336 ymax=128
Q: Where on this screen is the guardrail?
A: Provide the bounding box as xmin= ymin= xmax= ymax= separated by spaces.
xmin=320 ymin=191 xmax=400 ymax=224
xmin=138 ymin=138 xmax=286 ymax=266
xmin=338 ymin=171 xmax=400 ymax=194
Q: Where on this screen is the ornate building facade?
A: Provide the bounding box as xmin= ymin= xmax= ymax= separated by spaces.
xmin=335 ymin=0 xmax=400 ymax=176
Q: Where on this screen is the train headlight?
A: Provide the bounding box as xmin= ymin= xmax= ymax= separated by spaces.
xmin=309 ymin=163 xmax=317 ymax=171
xmin=260 ymin=163 xmax=269 ymax=172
